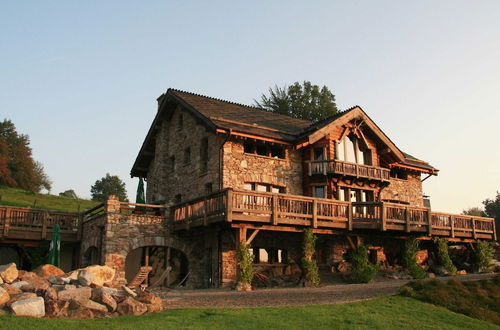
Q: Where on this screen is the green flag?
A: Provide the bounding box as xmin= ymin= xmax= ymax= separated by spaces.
xmin=47 ymin=224 xmax=61 ymax=267
xmin=136 ymin=177 xmax=145 ymax=204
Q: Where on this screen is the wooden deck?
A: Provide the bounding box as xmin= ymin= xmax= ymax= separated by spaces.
xmin=0 ymin=205 xmax=82 ymax=242
xmin=306 ymin=160 xmax=391 ymax=181
xmin=171 ymin=189 xmax=496 ymax=241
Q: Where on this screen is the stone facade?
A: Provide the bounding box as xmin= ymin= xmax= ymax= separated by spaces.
xmin=146 ymin=106 xmax=224 ymax=204
xmin=381 ymin=173 xmax=424 ymax=207
xmin=222 ymin=140 xmax=303 ymax=195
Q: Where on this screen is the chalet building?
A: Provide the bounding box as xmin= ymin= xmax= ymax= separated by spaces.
xmin=0 ymin=88 xmax=495 ymax=289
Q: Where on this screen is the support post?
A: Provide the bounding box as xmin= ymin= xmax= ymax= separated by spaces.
xmin=41 ymin=212 xmax=48 ymax=240
xmin=450 ymin=215 xmax=455 ymax=238
xmin=246 ymin=229 xmax=260 ymax=245
xmin=471 ymin=217 xmax=476 ymax=239
xmin=380 ymin=202 xmax=386 ymax=231
xmin=236 ymin=225 xmax=247 ymax=246
xmin=427 ymin=209 xmax=432 ymax=236
xmin=271 ymin=195 xmax=278 ymax=225
xmin=348 ymin=204 xmax=353 ymax=231
xmin=493 ymin=218 xmax=497 ymax=241
xmin=226 ymin=190 xmax=233 ymax=223
xmin=405 ymin=207 xmax=411 ymax=233
xmin=312 ymin=199 xmax=318 ymax=228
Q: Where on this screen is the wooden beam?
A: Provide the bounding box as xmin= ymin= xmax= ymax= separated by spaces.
xmin=215 ymin=129 xmax=292 ymax=146
xmin=346 ymin=235 xmax=356 ymax=250
xmin=230 ymin=223 xmax=342 ymax=235
xmin=312 ymin=199 xmax=318 ymax=228
xmin=246 ymin=229 xmax=260 ymax=245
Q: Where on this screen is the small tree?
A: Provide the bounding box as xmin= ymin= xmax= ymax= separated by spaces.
xmin=474 ymin=240 xmax=494 ymax=272
xmin=350 ymin=245 xmax=377 ymax=283
xmin=301 ymin=229 xmax=320 ymax=286
xmin=236 ymin=242 xmax=254 ymax=291
xmin=403 ymin=237 xmax=427 ymax=279
xmin=90 ymin=173 xmax=128 ymax=202
xmin=434 ymin=238 xmax=457 ymax=274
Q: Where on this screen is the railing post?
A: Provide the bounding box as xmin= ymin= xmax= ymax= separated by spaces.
xmin=348 ymin=203 xmax=353 ymax=231
xmin=41 ymin=212 xmax=48 ymax=240
xmin=493 ymin=219 xmax=497 ymax=241
xmin=271 ymin=195 xmax=278 ymax=225
xmin=312 ymin=199 xmax=318 ymax=228
xmin=450 ymin=215 xmax=455 ymax=238
xmin=226 ymin=190 xmax=233 ymax=223
xmin=405 ymin=207 xmax=411 ymax=233
xmin=380 ymin=203 xmax=386 ymax=231
xmin=77 ymin=213 xmax=84 ymax=240
xmin=308 ymin=162 xmax=312 ymax=176
xmin=3 ymin=208 xmax=10 ymax=236
xmin=471 ymin=217 xmax=476 ymax=239
xmin=427 ymin=209 xmax=432 ymax=236
xmin=322 ymin=162 xmax=327 ymax=175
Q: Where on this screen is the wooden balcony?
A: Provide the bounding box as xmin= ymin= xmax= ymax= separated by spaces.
xmin=306 ymin=160 xmax=390 ymax=182
xmin=0 ymin=206 xmax=82 ymax=242
xmin=171 ymin=189 xmax=496 ymax=241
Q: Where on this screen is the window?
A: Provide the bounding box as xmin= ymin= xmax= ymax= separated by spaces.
xmin=313 ymin=186 xmax=326 ymax=198
xmin=169 ymin=155 xmax=176 ymax=172
xmin=200 ymin=137 xmax=208 ymax=173
xmin=336 ymin=135 xmax=372 ymax=165
xmin=183 ymin=147 xmax=191 ymax=164
xmin=243 ymin=182 xmax=285 ymax=193
xmin=313 ymin=147 xmax=325 ymax=161
xmin=178 ymin=114 xmax=183 ymax=130
xmin=338 ymin=187 xmax=374 ymax=202
xmin=243 ymin=141 xmax=285 ymax=159
xmin=390 ymin=168 xmax=408 ymax=180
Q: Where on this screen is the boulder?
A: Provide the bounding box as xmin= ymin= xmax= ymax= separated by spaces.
xmin=44 ymin=300 xmax=69 ymax=318
xmin=112 ymin=295 xmax=127 ymax=303
xmin=91 ymin=288 xmax=117 ymax=312
xmin=69 ymin=297 xmax=108 ymax=314
xmin=136 ymin=291 xmax=162 ymax=307
xmin=6 ymin=292 xmax=37 ymax=308
xmin=2 ymin=284 xmax=22 ymax=296
xmin=82 ymin=266 xmax=115 ymax=286
xmin=78 ymin=270 xmax=96 ymax=286
xmin=58 ymin=287 xmax=92 ymax=301
xmin=10 ymin=296 xmax=45 ymax=318
xmin=33 ymin=264 xmax=65 ymax=279
xmin=117 ymin=297 xmax=147 ymax=316
xmin=0 ymin=275 xmax=3 ymax=285
xmin=49 ymin=275 xmax=70 ymax=285
xmin=63 ymin=284 xmax=77 ymax=291
xmin=10 ymin=281 xmax=28 ymax=290
xmin=40 ymin=287 xmax=58 ymax=301
xmin=68 ymin=307 xmax=94 ymax=319
xmin=0 ymin=287 xmax=10 ymax=308
xmin=0 ymin=263 xmax=18 ymax=283
xmin=19 ymin=272 xmax=50 ymax=292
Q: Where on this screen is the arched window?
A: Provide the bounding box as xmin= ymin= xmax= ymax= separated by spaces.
xmin=336 ymin=135 xmax=372 ymax=165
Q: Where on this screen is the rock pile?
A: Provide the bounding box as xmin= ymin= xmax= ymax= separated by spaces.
xmin=0 ymin=263 xmax=164 ymax=319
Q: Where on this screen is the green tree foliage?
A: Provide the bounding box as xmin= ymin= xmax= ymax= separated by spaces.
xmin=236 ymin=242 xmax=254 ymax=289
xmin=350 ymin=245 xmax=378 ymax=283
xmin=90 ymin=173 xmax=128 ymax=202
xmin=483 ymin=192 xmax=500 ymax=238
xmin=475 ymin=240 xmax=494 ymax=272
xmin=462 ymin=207 xmax=486 ymax=217
xmin=301 ymin=228 xmax=320 ymax=286
xmin=403 ymin=237 xmax=427 ymax=279
xmin=434 ymin=238 xmax=457 ymax=274
xmin=255 ymin=81 xmax=338 ymax=122
xmin=0 ymin=119 xmax=51 ymax=192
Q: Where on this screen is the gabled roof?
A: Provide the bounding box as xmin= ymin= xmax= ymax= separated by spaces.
xmin=131 ymin=89 xmax=438 ymax=177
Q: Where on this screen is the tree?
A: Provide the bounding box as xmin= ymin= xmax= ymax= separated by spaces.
xmin=254 ymin=81 xmax=338 ymax=122
xmin=483 ymin=192 xmax=500 ymax=238
xmin=462 ymin=207 xmax=486 ymax=217
xmin=0 ymin=119 xmax=51 ymax=192
xmin=90 ymin=173 xmax=128 ymax=202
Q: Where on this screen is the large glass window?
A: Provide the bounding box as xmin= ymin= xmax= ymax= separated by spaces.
xmin=336 ymin=135 xmax=372 ymax=165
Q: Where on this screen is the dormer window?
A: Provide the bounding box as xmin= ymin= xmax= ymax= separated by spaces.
xmin=336 ymin=135 xmax=372 ymax=165
xmin=243 ymin=141 xmax=285 ymax=159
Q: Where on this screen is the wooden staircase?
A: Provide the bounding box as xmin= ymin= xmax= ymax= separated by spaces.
xmin=127 ymin=266 xmax=153 ymax=289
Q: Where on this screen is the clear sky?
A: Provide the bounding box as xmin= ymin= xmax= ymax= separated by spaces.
xmin=1 ymin=1 xmax=499 ymax=213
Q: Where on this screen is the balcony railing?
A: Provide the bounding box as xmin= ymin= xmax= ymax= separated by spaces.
xmin=171 ymin=189 xmax=496 ymax=240
xmin=306 ymin=160 xmax=391 ymax=181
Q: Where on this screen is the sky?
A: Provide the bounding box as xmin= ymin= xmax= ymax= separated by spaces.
xmin=1 ymin=1 xmax=499 ymax=213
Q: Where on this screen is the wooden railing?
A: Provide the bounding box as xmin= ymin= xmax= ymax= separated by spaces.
xmin=306 ymin=160 xmax=391 ymax=181
xmin=0 ymin=205 xmax=81 ymax=240
xmin=171 ymin=189 xmax=496 ymax=240
xmin=83 ymin=201 xmax=166 ymax=225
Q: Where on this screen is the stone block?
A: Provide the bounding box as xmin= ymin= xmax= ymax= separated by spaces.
xmin=11 ymin=297 xmax=45 ymax=318
xmin=0 ymin=263 xmax=18 ymax=283
xmin=33 ymin=264 xmax=65 ymax=279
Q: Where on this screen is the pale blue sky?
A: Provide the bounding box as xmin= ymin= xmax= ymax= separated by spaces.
xmin=1 ymin=1 xmax=499 ymax=212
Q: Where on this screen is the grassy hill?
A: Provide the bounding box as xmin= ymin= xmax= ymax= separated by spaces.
xmin=0 ymin=186 xmax=99 ymax=213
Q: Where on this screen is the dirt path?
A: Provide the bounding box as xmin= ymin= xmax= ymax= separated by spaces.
xmin=158 ymin=273 xmax=495 ymax=309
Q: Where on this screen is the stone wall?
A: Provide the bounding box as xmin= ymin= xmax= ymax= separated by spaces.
xmin=381 ymin=173 xmax=424 ymax=207
xmin=222 ymin=140 xmax=303 ymax=195
xmin=146 ymin=106 xmax=224 ymax=204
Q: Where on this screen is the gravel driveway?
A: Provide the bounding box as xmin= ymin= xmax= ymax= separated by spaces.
xmin=159 ymin=273 xmax=495 ymax=309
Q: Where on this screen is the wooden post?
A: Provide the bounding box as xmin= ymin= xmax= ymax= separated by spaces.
xmin=77 ymin=214 xmax=84 ymax=240
xmin=308 ymin=162 xmax=312 ymax=176
xmin=144 ymin=247 xmax=150 ymax=286
xmin=380 ymin=203 xmax=386 ymax=231
xmin=322 ymin=162 xmax=327 ymax=175
xmin=3 ymin=208 xmax=10 ymax=236
xmin=405 ymin=207 xmax=411 ymax=233
xmin=165 ymin=246 xmax=171 ymax=287
xmin=348 ymin=204 xmax=353 ymax=231
xmin=312 ymin=199 xmax=318 ymax=228
xmin=492 ymin=218 xmax=497 ymax=241
xmin=226 ymin=190 xmax=233 ymax=223
xmin=203 ymin=197 xmax=208 ymax=226
xmin=271 ymin=195 xmax=278 ymax=225
xmin=450 ymin=215 xmax=455 ymax=238
xmin=236 ymin=225 xmax=247 ymax=245
xmin=427 ymin=209 xmax=432 ymax=236
xmin=41 ymin=212 xmax=48 ymax=240
xmin=471 ymin=217 xmax=476 ymax=239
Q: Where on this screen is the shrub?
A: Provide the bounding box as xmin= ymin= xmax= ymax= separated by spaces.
xmin=350 ymin=245 xmax=377 ymax=283
xmin=236 ymin=242 xmax=254 ymax=287
xmin=403 ymin=237 xmax=427 ymax=279
xmin=301 ymin=229 xmax=320 ymax=286
xmin=475 ymin=240 xmax=494 ymax=272
xmin=434 ymin=238 xmax=457 ymax=274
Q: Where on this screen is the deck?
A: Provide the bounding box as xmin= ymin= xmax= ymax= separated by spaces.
xmin=306 ymin=160 xmax=391 ymax=181
xmin=171 ymin=189 xmax=497 ymax=241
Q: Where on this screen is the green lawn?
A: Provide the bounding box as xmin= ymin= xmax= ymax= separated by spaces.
xmin=0 ymin=186 xmax=99 ymax=212
xmin=0 ymin=296 xmax=497 ymax=330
